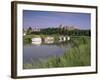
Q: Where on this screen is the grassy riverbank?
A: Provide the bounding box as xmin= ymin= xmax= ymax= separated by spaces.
xmin=23 ymin=36 xmax=91 ymax=69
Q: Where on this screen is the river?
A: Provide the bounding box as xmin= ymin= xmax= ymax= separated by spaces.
xmin=23 ymin=42 xmax=71 ymax=64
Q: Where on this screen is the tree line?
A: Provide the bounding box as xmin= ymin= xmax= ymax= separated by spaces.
xmin=24 ymin=27 xmax=91 ymax=36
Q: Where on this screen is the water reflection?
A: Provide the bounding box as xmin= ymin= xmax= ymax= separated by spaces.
xmin=23 ymin=40 xmax=72 ymax=64
xmin=24 ymin=36 xmax=71 ymax=64
xmin=32 ymin=41 xmax=42 ymax=45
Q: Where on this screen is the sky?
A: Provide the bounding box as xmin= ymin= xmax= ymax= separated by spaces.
xmin=23 ymin=10 xmax=91 ymax=29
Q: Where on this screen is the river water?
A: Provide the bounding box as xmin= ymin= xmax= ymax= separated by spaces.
xmin=23 ymin=42 xmax=71 ymax=64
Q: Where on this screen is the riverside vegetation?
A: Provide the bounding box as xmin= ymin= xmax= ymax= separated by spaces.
xmin=23 ymin=36 xmax=90 ymax=69
xmin=23 ymin=27 xmax=91 ymax=69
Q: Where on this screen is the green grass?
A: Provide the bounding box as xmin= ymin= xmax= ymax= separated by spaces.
xmin=23 ymin=36 xmax=91 ymax=69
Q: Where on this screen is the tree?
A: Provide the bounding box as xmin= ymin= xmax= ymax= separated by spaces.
xmin=26 ymin=27 xmax=32 ymax=35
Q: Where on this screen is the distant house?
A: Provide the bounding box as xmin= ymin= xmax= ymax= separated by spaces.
xmin=33 ymin=27 xmax=41 ymax=32
xmin=59 ymin=25 xmax=76 ymax=30
xmin=59 ymin=36 xmax=66 ymax=42
xmin=67 ymin=36 xmax=70 ymax=41
xmin=31 ymin=37 xmax=42 ymax=45
xmin=44 ymin=36 xmax=54 ymax=44
xmin=65 ymin=26 xmax=75 ymax=30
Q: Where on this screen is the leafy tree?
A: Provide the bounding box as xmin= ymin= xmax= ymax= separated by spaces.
xmin=26 ymin=27 xmax=32 ymax=35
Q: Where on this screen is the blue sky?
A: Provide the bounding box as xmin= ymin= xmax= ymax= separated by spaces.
xmin=23 ymin=10 xmax=91 ymax=29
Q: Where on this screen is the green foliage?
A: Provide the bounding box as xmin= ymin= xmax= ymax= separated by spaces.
xmin=23 ymin=37 xmax=31 ymax=44
xmin=30 ymin=28 xmax=90 ymax=36
xmin=26 ymin=27 xmax=32 ymax=35
xmin=23 ymin=37 xmax=91 ymax=69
